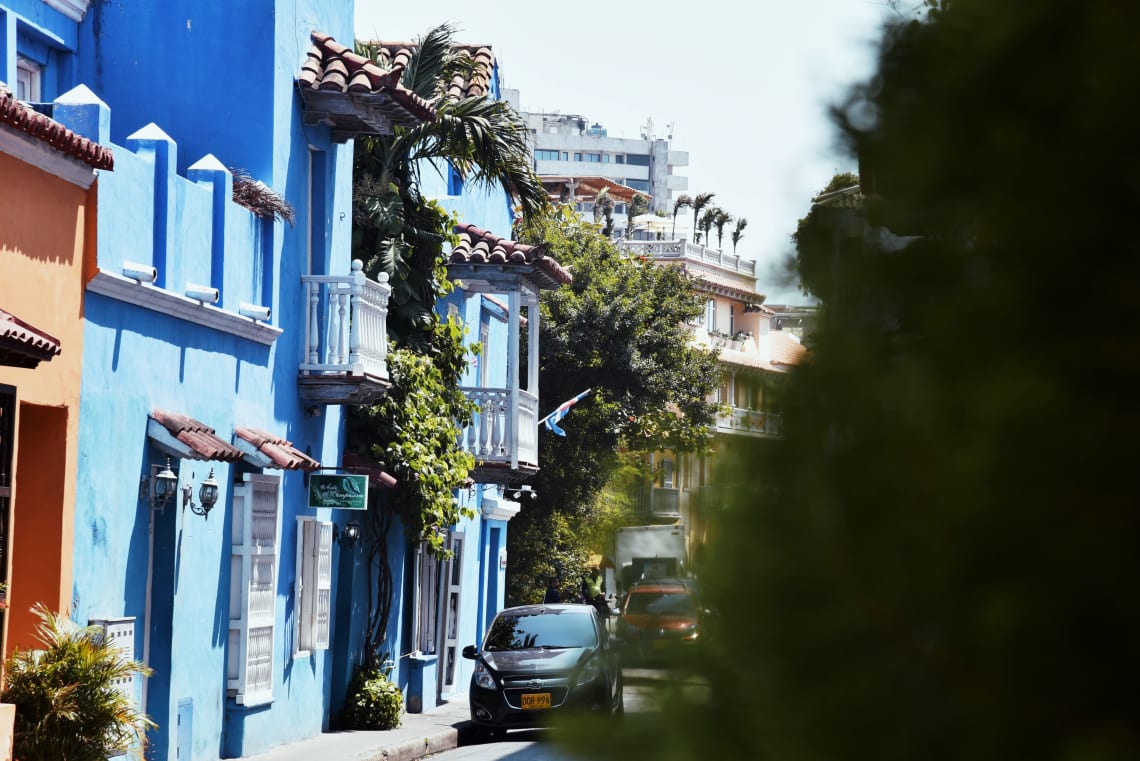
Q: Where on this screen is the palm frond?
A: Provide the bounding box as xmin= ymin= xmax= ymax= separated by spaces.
xmin=405 ymin=23 xmax=459 ymax=101
xmin=409 ymin=95 xmax=547 ymax=217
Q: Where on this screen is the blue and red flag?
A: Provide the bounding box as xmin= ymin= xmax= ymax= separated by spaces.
xmin=540 ymin=389 xmax=592 ymax=437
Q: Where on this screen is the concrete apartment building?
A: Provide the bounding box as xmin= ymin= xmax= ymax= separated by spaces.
xmin=506 ymin=91 xmax=689 ymax=237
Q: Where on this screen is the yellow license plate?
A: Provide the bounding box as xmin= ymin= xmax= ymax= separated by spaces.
xmin=520 ymin=693 xmax=551 ymax=710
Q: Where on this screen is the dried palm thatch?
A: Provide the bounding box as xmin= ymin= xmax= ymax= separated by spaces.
xmin=231 ymin=169 xmax=296 ymax=225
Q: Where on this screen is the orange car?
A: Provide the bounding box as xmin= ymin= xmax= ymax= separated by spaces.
xmin=615 ymin=578 xmax=704 ymax=662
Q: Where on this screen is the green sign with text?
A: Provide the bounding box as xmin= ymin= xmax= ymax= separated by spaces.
xmin=307 ymin=474 xmax=368 ymax=510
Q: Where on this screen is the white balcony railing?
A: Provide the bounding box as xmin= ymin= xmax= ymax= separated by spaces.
xmin=715 ymin=407 xmax=783 ymax=438
xmin=458 ymin=388 xmax=538 ymax=468
xmin=623 ymin=239 xmax=756 ymax=277
xmin=300 ymin=261 xmax=390 ymax=380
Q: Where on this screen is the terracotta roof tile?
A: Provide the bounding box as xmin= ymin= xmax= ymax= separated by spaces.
xmin=233 ymin=427 xmax=321 ymax=472
xmin=0 ymin=307 xmax=61 ymax=368
xmin=448 ymin=223 xmax=572 ymax=288
xmin=769 ymin=331 xmax=808 ymax=367
xmin=369 ymin=42 xmax=496 ymax=100
xmin=0 ymin=86 xmax=113 ymax=170
xmin=150 ymin=410 xmax=245 ymax=462
xmin=297 ymin=31 xmax=436 ymax=138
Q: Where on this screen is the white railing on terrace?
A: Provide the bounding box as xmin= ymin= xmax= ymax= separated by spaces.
xmin=458 ymin=388 xmax=538 ymax=468
xmin=623 ymin=239 xmax=756 ymax=277
xmin=632 ymin=486 xmax=683 ymax=517
xmin=300 ymin=260 xmax=390 ymax=379
xmin=715 ymin=407 xmax=783 ymax=438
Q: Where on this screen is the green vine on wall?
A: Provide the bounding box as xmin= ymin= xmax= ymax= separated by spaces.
xmin=350 ymin=316 xmax=477 ymax=555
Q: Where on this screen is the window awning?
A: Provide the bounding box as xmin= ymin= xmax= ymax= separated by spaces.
xmin=0 ymin=308 xmax=62 ymax=369
xmin=148 ymin=410 xmax=245 ymax=462
xmin=233 ymin=427 xmax=321 ymax=472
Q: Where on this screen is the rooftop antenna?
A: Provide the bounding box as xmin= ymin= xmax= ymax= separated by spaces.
xmin=641 ymin=116 xmax=654 ymax=141
xmin=666 ymin=121 xmax=675 ymax=140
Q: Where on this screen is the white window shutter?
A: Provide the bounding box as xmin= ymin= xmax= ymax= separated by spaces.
xmin=296 ymin=519 xmax=333 ymax=653
xmin=315 ymin=521 xmax=332 ymax=649
xmin=227 ymin=474 xmax=280 ymax=706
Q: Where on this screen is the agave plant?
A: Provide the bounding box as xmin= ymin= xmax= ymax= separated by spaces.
xmin=3 ymin=604 xmax=155 ymax=761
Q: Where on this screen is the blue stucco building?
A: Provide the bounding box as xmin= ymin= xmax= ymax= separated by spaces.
xmin=2 ymin=1 xmax=567 ymax=758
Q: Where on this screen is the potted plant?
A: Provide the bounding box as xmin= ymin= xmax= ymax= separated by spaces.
xmin=2 ymin=604 xmax=154 ymax=760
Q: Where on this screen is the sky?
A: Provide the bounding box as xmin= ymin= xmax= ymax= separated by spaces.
xmin=354 ymin=0 xmax=890 ymax=303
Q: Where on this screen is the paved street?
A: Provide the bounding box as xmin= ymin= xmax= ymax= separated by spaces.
xmin=428 ymin=667 xmax=708 ymax=760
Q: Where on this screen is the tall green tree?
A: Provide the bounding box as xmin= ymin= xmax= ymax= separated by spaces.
xmin=561 ymin=3 xmax=1140 ymax=760
xmin=506 ymin=206 xmax=721 ymax=604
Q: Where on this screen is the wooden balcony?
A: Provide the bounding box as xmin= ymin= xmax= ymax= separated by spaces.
xmin=715 ymin=407 xmax=783 ymax=438
xmin=297 ymin=261 xmax=391 ymax=405
xmin=457 ymin=387 xmax=539 ymax=483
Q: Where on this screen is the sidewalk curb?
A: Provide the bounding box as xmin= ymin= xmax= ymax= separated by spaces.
xmin=370 ymin=727 xmax=459 ymax=761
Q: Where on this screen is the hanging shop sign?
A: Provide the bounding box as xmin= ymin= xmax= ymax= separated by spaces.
xmin=308 ymin=473 xmax=368 ymax=510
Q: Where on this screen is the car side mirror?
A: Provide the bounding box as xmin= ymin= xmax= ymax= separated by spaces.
xmin=462 ymin=645 xmax=478 ymax=660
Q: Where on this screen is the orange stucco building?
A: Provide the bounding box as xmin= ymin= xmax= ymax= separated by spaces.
xmin=0 ymin=86 xmax=111 ymax=655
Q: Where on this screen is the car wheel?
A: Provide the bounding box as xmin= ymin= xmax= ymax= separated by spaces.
xmin=613 ymin=689 xmax=625 ymax=718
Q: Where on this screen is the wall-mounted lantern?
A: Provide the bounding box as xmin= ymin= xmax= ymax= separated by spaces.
xmin=187 ymin=468 xmax=220 ymax=519
xmin=335 ymin=521 xmax=361 ymax=548
xmin=140 ymin=458 xmax=179 ymax=511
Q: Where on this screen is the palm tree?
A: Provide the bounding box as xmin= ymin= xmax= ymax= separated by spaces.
xmin=593 ymin=187 xmax=612 ymax=224
xmin=671 ymin=194 xmax=693 ymax=240
xmin=626 ymin=192 xmax=650 ymax=238
xmin=593 ymin=187 xmax=615 ymax=237
xmin=690 ymin=192 xmax=716 ymax=244
xmin=354 ymin=25 xmax=549 ymax=343
xmin=699 ymin=207 xmax=718 ymax=249
xmin=731 ymin=217 xmax=748 ymax=254
xmin=713 ymin=209 xmax=734 ymax=250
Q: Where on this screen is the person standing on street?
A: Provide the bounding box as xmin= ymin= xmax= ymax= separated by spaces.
xmin=543 ymin=576 xmax=561 ymax=603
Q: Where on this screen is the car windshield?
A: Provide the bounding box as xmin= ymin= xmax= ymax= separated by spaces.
xmin=625 ymin=590 xmax=696 ymax=616
xmin=483 ymin=610 xmax=598 ymax=651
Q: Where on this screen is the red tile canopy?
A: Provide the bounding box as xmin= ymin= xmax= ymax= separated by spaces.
xmin=448 ymin=223 xmax=572 ymax=291
xmin=367 ymin=41 xmax=496 ymax=100
xmin=233 ymin=427 xmax=321 ymax=472
xmin=148 ymin=410 xmax=244 ymax=462
xmin=0 ymin=86 xmax=114 ymax=170
xmin=0 ymin=308 xmax=62 ymax=369
xmin=297 ymin=31 xmax=436 ymax=141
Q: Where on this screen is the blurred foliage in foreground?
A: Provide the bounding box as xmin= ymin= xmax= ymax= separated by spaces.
xmin=559 ymin=2 xmax=1140 ymax=760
